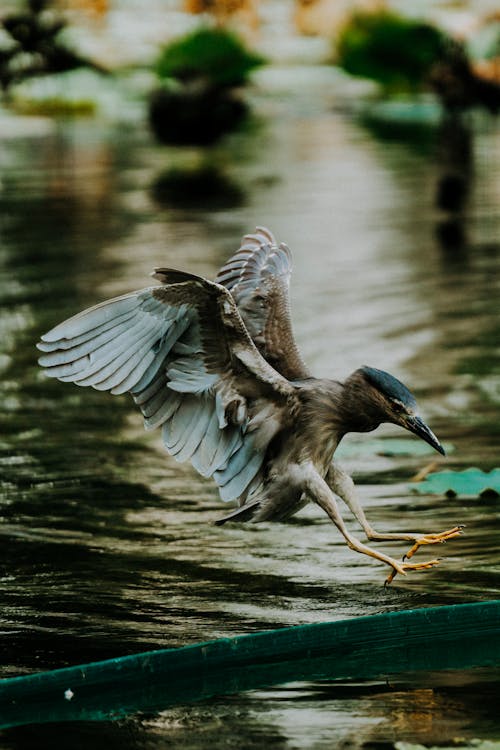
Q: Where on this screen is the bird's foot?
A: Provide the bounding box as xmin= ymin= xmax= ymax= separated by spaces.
xmin=402 ymin=525 xmax=465 ymax=561
xmin=384 ymin=558 xmax=441 ymax=587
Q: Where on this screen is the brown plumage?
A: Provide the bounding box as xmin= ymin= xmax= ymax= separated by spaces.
xmin=37 ymin=227 xmax=463 ymax=583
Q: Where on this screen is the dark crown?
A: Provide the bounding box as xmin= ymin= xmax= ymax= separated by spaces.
xmin=361 ymin=366 xmax=417 ymax=410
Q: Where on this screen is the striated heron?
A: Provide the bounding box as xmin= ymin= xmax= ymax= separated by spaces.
xmin=37 ymin=227 xmax=462 ymax=584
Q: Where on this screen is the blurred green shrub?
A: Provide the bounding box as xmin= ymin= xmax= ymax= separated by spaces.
xmin=155 ymin=27 xmax=265 ymax=89
xmin=150 ymin=27 xmax=265 ymax=146
xmin=336 ymin=10 xmax=446 ymax=92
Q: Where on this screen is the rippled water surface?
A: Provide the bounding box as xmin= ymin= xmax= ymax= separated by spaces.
xmin=1 ymin=69 xmax=500 ymax=747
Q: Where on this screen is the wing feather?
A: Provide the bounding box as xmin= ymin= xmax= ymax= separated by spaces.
xmin=36 ymin=308 xmax=138 ymax=353
xmin=40 ymin=294 xmax=140 ymax=342
xmin=163 ymin=397 xmax=201 ymax=452
xmin=190 ymin=412 xmax=242 ymax=478
xmin=214 ymin=434 xmax=264 ymax=502
xmin=215 ymin=227 xmax=311 ymax=380
xmin=145 ymin=391 xmax=182 ymax=431
xmin=38 ymin=270 xmax=297 ymax=504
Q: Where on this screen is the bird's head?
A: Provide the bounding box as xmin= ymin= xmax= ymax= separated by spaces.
xmin=343 ymin=366 xmax=445 ymax=456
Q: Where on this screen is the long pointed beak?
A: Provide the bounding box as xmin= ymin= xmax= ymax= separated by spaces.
xmin=405 ymin=415 xmax=446 ymax=456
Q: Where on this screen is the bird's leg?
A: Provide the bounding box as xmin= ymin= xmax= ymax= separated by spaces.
xmin=326 ymin=464 xmax=464 ymax=558
xmin=402 ymin=527 xmax=465 ymax=561
xmin=304 ymin=463 xmax=440 ymax=584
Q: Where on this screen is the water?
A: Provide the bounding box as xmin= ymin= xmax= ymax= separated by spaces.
xmin=1 ymin=67 xmax=500 ymax=747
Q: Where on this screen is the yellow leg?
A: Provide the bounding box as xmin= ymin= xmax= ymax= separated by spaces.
xmin=305 ymin=466 xmax=445 ymax=586
xmin=384 ymin=558 xmax=441 ymax=586
xmin=403 ymin=525 xmax=465 ymax=561
xmin=326 ymin=466 xmax=465 ymax=566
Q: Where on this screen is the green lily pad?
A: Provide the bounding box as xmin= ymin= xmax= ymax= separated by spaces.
xmin=337 ymin=437 xmax=453 ymax=458
xmin=412 ymin=468 xmax=500 ymax=497
xmin=396 ymin=742 xmax=500 ymax=750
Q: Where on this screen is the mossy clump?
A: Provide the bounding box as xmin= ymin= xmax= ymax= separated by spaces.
xmin=12 ymin=97 xmax=96 ymax=116
xmin=150 ymin=27 xmax=265 ymax=146
xmin=155 ymin=27 xmax=265 ymax=89
xmin=336 ymin=10 xmax=447 ymax=92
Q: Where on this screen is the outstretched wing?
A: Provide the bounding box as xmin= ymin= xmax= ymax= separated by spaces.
xmin=37 ymin=272 xmax=298 ymax=503
xmin=215 ymin=227 xmax=311 ymax=380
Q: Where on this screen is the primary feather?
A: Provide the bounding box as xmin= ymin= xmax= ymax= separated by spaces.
xmin=38 ymin=266 xmax=297 ymax=504
xmin=215 ymin=227 xmax=311 ymax=380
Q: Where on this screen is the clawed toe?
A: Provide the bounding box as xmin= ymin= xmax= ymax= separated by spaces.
xmin=383 ymin=524 xmax=464 ymax=585
xmin=384 ymin=558 xmax=441 ymax=586
xmin=403 ymin=525 xmax=465 ymax=561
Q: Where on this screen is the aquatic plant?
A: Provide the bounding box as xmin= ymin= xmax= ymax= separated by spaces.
xmin=155 ymin=27 xmax=265 ymax=90
xmin=335 ymin=9 xmax=446 ymax=93
xmin=149 ymin=27 xmax=265 ymax=146
xmin=335 ymin=8 xmax=500 ymax=113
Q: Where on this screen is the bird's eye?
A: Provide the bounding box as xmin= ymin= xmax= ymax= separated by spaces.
xmin=390 ymin=399 xmax=406 ymax=413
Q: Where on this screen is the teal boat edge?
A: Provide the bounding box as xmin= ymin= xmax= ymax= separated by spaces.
xmin=1 ymin=600 xmax=500 ymax=729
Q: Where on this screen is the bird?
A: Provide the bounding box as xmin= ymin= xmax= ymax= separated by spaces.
xmin=37 ymin=227 xmax=463 ymax=584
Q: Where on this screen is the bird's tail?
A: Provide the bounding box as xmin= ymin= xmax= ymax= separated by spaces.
xmin=214 ymin=500 xmax=261 ymax=525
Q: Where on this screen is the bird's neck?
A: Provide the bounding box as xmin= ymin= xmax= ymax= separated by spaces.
xmin=335 ymin=378 xmax=384 ymax=436
xmin=295 ymin=380 xmax=344 ymax=464
xmin=296 ymin=377 xmax=383 ymax=465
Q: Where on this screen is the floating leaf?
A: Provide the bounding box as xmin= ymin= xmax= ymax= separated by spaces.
xmin=412 ymin=468 xmax=500 ymax=497
xmin=337 ymin=437 xmax=453 ymax=458
xmin=396 ymin=742 xmax=500 ymax=750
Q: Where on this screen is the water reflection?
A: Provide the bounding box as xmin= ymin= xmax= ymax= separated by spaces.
xmin=2 ymin=672 xmax=500 ymax=749
xmin=151 ymin=160 xmax=245 ymax=209
xmin=0 ymin=70 xmax=499 ymax=746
